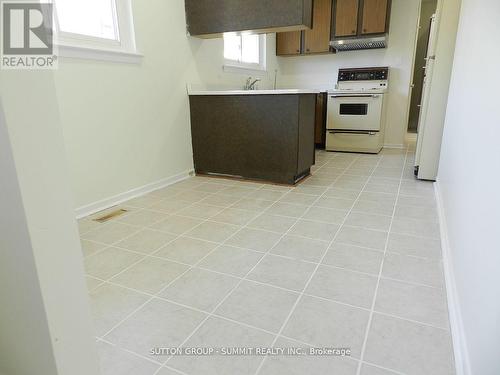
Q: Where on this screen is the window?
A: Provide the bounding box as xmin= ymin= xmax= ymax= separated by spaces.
xmin=54 ymin=0 xmax=141 ymax=63
xmin=56 ymin=0 xmax=119 ymax=41
xmin=224 ymin=34 xmax=266 ymax=71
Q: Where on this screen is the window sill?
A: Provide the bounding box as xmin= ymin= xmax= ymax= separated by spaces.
xmin=223 ymin=64 xmax=267 ymax=75
xmin=57 ymin=44 xmax=143 ymax=64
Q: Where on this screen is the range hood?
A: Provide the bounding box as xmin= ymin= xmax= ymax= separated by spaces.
xmin=330 ymin=36 xmax=387 ymax=52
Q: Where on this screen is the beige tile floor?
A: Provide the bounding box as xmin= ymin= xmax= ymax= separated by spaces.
xmin=79 ymin=143 xmax=455 ymax=375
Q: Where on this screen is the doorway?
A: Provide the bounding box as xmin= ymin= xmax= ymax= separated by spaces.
xmin=408 ymin=0 xmax=438 ymax=133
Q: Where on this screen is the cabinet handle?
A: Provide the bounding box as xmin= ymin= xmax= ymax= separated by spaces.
xmin=363 ymin=29 xmax=367 ymax=32
xmin=352 ymin=30 xmax=356 ymax=33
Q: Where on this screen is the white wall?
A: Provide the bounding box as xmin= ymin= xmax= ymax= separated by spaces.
xmin=55 ymin=0 xmax=202 ymax=210
xmin=437 ymin=0 xmax=500 ymax=374
xmin=191 ymin=33 xmax=280 ymax=90
xmin=0 ymin=97 xmax=58 ymax=375
xmin=0 ymin=69 xmax=100 ymax=375
xmin=56 ymin=0 xmax=281 ymax=212
xmin=277 ymin=0 xmax=421 ymax=147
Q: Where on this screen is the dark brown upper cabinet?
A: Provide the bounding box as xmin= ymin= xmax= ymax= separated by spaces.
xmin=276 ymin=0 xmax=333 ymax=56
xmin=304 ymin=0 xmax=333 ymax=54
xmin=185 ymin=0 xmax=313 ymax=38
xmin=361 ymin=0 xmax=390 ymax=35
xmin=334 ymin=0 xmax=359 ymax=38
xmin=332 ymin=0 xmax=391 ymax=39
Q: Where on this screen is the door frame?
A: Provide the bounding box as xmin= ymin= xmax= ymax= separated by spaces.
xmin=0 ymin=74 xmax=101 ymax=375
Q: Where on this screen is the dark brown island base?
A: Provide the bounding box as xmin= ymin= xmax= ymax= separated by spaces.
xmin=188 ymin=89 xmax=319 ymax=185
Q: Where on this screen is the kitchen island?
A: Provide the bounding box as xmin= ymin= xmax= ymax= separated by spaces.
xmin=188 ymin=89 xmax=319 ymax=185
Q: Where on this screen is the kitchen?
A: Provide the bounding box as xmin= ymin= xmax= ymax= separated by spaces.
xmin=186 ymin=0 xmax=433 ymax=186
xmin=2 ymin=1 xmax=497 ymax=375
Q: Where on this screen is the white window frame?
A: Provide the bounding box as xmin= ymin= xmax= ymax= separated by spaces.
xmin=223 ymin=34 xmax=267 ymax=73
xmin=53 ymin=0 xmax=142 ymax=64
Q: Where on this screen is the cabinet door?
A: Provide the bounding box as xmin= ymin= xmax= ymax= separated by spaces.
xmin=185 ymin=0 xmax=314 ymax=37
xmin=361 ymin=0 xmax=389 ymax=35
xmin=276 ymin=31 xmax=302 ymax=56
xmin=334 ymin=0 xmax=359 ymax=38
xmin=314 ymin=93 xmax=327 ymax=146
xmin=304 ymin=0 xmax=333 ymax=54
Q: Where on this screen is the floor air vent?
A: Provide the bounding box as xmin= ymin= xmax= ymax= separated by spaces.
xmin=93 ymin=209 xmax=128 ymax=223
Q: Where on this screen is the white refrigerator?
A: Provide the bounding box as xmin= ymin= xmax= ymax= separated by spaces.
xmin=414 ymin=13 xmax=439 ymax=180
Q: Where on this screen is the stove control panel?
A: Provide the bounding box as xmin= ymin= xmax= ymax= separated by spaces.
xmin=338 ymin=67 xmax=389 ymax=82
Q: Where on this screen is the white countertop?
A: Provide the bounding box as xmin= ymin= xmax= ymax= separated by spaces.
xmin=188 ymin=88 xmax=321 ymax=96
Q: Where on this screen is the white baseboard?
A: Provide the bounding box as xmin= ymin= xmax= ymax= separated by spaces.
xmin=383 ymin=144 xmax=405 ymax=149
xmin=434 ymin=180 xmax=471 ymax=375
xmin=75 ymin=169 xmax=194 ymax=219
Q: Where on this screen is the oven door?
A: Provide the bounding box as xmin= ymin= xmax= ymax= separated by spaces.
xmin=327 ymin=94 xmax=383 ymax=131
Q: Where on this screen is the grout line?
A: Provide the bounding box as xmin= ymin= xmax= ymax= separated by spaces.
xmin=253 ymin=154 xmax=385 ymax=375
xmin=97 ymin=337 xmax=164 ymax=366
xmin=150 ymin=154 xmax=351 ymax=375
xmin=81 ymin=184 xmax=259 ymax=261
xmin=84 ymin=211 xmax=442 ymax=254
xmin=94 ymin=185 xmax=271 ymax=340
xmin=355 ymin=144 xmax=411 ymax=375
xmin=83 ymin=214 xmax=183 ymax=277
xmin=89 ymin=233 xmax=443 ymax=293
xmin=83 ymin=148 xmax=443 ymax=375
xmin=94 ymin=169 xmax=340 ymax=373
xmin=90 ymin=263 xmax=451 ymax=334
xmin=359 ymin=361 xmax=407 ymax=375
xmin=97 ymin=337 xmax=193 ymax=375
xmin=83 ymin=180 xmax=439 ymax=235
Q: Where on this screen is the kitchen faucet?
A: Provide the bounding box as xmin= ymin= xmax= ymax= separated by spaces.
xmin=244 ymin=77 xmax=261 ymax=90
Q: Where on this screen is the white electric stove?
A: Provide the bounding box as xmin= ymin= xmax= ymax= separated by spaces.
xmin=326 ymin=67 xmax=389 ymax=154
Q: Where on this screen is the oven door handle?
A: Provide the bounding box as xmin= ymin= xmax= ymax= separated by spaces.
xmin=328 ymin=130 xmax=378 ymax=135
xmin=329 ymin=95 xmax=380 ymax=99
